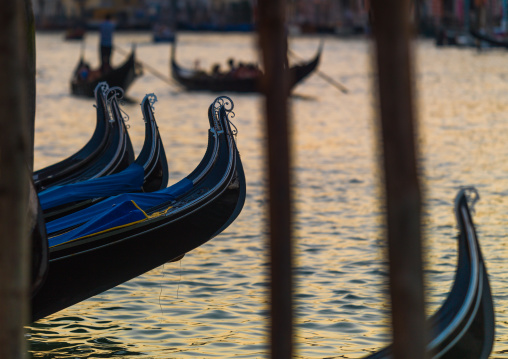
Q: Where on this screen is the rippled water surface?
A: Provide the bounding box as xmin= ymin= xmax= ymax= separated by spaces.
xmin=29 ymin=32 xmax=508 ymax=358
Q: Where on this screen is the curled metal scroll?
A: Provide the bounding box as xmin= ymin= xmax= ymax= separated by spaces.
xmin=106 ymin=86 xmax=129 ymax=125
xmin=106 ymin=86 xmax=125 ymax=103
xmin=140 ymin=93 xmax=158 ymax=124
xmin=98 ymin=82 xmax=109 ymax=96
xmin=119 ymin=106 xmax=130 ymax=127
xmin=211 ymin=96 xmax=235 ymax=133
xmin=463 ymin=187 xmax=480 ymax=214
xmin=147 ymin=93 xmax=158 ymax=112
xmin=228 ymin=118 xmax=238 ymax=138
xmin=212 ymin=96 xmax=234 ymax=115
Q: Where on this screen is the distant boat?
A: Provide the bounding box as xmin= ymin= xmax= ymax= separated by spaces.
xmin=178 ymin=23 xmax=254 ymax=32
xmin=152 ymin=24 xmax=175 ymax=43
xmin=364 ymin=188 xmax=494 ymax=359
xmin=64 ymin=27 xmax=85 ymax=41
xmin=434 ymin=27 xmax=477 ymax=47
xmin=170 ymin=40 xmax=322 ymax=92
xmin=469 ymin=29 xmax=508 ymax=48
xmin=70 ymin=48 xmax=142 ymax=97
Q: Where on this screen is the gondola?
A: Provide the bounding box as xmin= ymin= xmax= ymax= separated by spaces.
xmin=435 ymin=28 xmax=473 ymax=47
xmin=29 ymin=177 xmax=49 ymax=297
xmin=64 ymin=27 xmax=85 ymax=41
xmin=470 ymin=29 xmax=508 ymax=48
xmin=33 ymin=83 xmax=135 ymax=192
xmin=71 ymin=48 xmax=142 ymax=98
xmin=154 ymin=33 xmax=175 ymax=43
xmin=31 ymin=95 xmax=246 ymax=322
xmin=170 ymin=41 xmax=321 ymax=92
xmin=364 ymin=188 xmax=494 ymax=358
xmin=39 ymin=91 xmax=169 ymax=222
xmin=111 ymin=91 xmax=169 ymax=193
xmin=153 ymin=25 xmax=175 ymax=43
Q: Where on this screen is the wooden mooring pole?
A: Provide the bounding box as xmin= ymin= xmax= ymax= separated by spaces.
xmin=370 ymin=1 xmax=427 ymax=358
xmin=23 ymin=0 xmax=36 ymax=173
xmin=0 ymin=1 xmax=32 ymax=358
xmin=257 ymin=0 xmax=293 ymax=358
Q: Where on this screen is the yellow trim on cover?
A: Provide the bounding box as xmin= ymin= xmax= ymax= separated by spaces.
xmin=50 ymin=200 xmax=149 ymax=248
xmin=49 ymin=201 xmax=175 ymax=248
xmin=147 ymin=205 xmax=173 ymax=218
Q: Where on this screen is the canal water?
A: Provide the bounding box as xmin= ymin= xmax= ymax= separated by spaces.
xmin=28 ymin=32 xmax=508 ymax=358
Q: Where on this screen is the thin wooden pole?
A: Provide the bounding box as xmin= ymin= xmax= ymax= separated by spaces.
xmin=257 ymin=1 xmax=293 ymax=358
xmin=22 ymin=0 xmax=36 ymax=173
xmin=370 ymin=1 xmax=427 ymax=359
xmin=0 ymin=1 xmax=31 ymax=358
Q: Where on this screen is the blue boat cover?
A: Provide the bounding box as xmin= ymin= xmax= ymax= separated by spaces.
xmin=39 ymin=163 xmax=145 ymax=210
xmin=46 ymin=177 xmax=194 ymax=245
xmin=49 ymin=200 xmax=148 ymax=247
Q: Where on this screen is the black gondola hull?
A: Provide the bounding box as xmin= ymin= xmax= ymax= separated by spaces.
xmin=32 ymin=96 xmax=246 ymax=322
xmin=32 ymin=158 xmax=245 ymax=322
xmin=363 ymin=189 xmax=494 ymax=359
xmin=470 ymin=29 xmax=508 ymax=48
xmin=71 ymin=50 xmax=141 ymax=98
xmin=170 ymin=43 xmax=321 ymax=93
xmin=42 ymin=94 xmax=170 ymax=222
xmin=35 ymin=84 xmax=135 ymax=192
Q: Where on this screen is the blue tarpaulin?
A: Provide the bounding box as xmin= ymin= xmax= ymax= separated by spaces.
xmin=39 ymin=163 xmax=145 ymax=210
xmin=49 ymin=200 xmax=148 ymax=247
xmin=46 ymin=178 xmax=194 ymax=242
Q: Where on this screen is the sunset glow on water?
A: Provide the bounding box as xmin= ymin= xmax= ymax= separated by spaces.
xmin=29 ymin=32 xmax=508 ymax=358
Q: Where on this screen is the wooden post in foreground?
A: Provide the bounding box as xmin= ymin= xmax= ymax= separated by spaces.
xmin=370 ymin=1 xmax=427 ymax=358
xmin=257 ymin=1 xmax=293 ymax=358
xmin=22 ymin=0 xmax=36 ymax=173
xmin=0 ymin=1 xmax=31 ymax=358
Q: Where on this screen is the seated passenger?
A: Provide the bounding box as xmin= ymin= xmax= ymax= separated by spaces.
xmin=77 ymin=63 xmax=91 ymax=82
xmin=211 ymin=64 xmax=222 ymax=77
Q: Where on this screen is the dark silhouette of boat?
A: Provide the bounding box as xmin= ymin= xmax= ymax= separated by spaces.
xmin=33 ymin=83 xmax=135 ymax=192
xmin=29 ymin=177 xmax=49 ymax=297
xmin=470 ymin=28 xmax=508 ymax=48
xmin=152 ymin=24 xmax=175 ymax=43
xmin=31 ymin=96 xmax=246 ymax=322
xmin=64 ymin=27 xmax=85 ymax=41
xmin=71 ymin=49 xmax=142 ymax=97
xmin=365 ymin=188 xmax=494 ymax=358
xmin=170 ymin=41 xmax=322 ymax=92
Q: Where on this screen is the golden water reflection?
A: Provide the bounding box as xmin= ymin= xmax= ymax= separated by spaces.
xmin=29 ymin=32 xmax=508 ymax=358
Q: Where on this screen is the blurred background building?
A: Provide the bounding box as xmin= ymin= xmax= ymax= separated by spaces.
xmin=32 ymin=0 xmax=508 ymax=37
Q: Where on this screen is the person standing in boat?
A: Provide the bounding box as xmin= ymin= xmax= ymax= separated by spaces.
xmin=99 ymin=14 xmax=115 ymax=73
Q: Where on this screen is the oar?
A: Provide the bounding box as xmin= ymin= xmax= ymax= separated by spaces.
xmin=114 ymin=45 xmax=176 ymax=87
xmin=287 ymin=46 xmax=349 ymax=94
xmin=79 ymin=36 xmax=86 ymax=61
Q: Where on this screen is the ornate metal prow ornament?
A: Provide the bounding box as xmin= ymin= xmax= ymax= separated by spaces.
xmin=99 ymin=81 xmax=109 ymax=96
xmin=106 ymin=86 xmax=125 ymax=104
xmin=106 ymin=86 xmax=129 ymax=125
xmin=464 ymin=187 xmax=480 ymax=215
xmin=147 ymin=93 xmax=158 ymax=111
xmin=141 ymin=93 xmax=157 ymax=124
xmin=211 ymin=96 xmax=235 ymax=133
